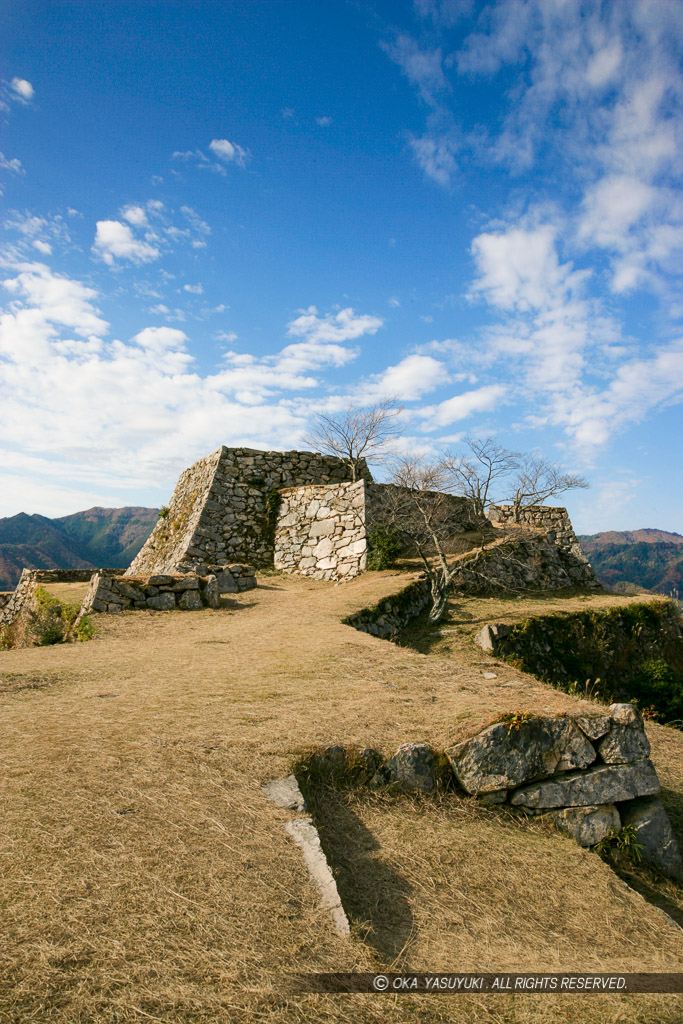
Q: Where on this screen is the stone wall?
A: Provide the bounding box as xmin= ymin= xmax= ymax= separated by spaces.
xmin=342 ymin=576 xmax=431 ymax=638
xmin=274 ymin=481 xmax=367 ymax=581
xmin=451 ymin=530 xmax=600 ymax=594
xmin=81 ymin=565 xmax=257 ymax=614
xmin=0 ymin=568 xmax=121 ymax=625
xmin=489 ymin=505 xmax=596 ymax=587
xmin=127 ymin=447 xmax=370 ymax=577
xmin=0 ymin=593 xmax=13 ymax=610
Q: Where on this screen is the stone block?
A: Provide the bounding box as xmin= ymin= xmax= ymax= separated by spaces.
xmin=178 ymin=590 xmax=203 ymax=610
xmin=571 ymin=714 xmax=612 ymax=741
xmin=147 ymin=592 xmax=176 ymax=610
xmin=619 ymin=796 xmax=683 ymax=880
xmin=447 ymin=717 xmax=596 ymax=795
xmin=148 ymin=575 xmax=175 ymax=586
xmin=540 ymin=804 xmax=620 ymax=847
xmin=200 ymin=574 xmax=220 ymax=608
xmin=216 ymin=571 xmax=238 ymax=593
xmin=511 ymin=760 xmax=660 ymax=809
xmin=597 ymin=704 xmax=651 ymax=764
xmin=384 ymin=742 xmax=436 ymax=793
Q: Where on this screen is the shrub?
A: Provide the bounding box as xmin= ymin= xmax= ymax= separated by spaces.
xmin=26 ymin=587 xmax=91 ymax=647
xmin=367 ymin=525 xmax=402 ymax=570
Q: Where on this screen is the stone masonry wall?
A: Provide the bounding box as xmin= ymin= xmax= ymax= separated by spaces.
xmin=489 ymin=505 xmax=596 ymax=587
xmin=127 ymin=447 xmax=370 ymax=577
xmin=81 ymin=565 xmax=257 ymax=615
xmin=274 ymin=480 xmax=367 ymax=581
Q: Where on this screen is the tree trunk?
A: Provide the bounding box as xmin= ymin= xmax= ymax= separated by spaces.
xmin=427 ymin=576 xmax=452 ymax=624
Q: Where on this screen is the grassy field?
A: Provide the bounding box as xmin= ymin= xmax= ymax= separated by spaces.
xmin=1 ymin=572 xmax=682 ymax=1023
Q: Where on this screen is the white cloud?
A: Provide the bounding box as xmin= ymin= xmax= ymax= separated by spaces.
xmin=416 ymin=383 xmax=506 ymax=427
xmin=92 ymin=220 xmax=160 ymax=265
xmin=388 ymin=296 xmax=400 ymax=308
xmin=316 ymin=116 xmax=333 ymax=127
xmin=286 ymin=306 xmax=383 ymax=345
xmin=121 ymin=204 xmax=148 ymax=226
xmin=409 ymin=132 xmax=458 ymax=187
xmin=0 ymin=152 xmax=24 ymax=175
xmin=183 ymin=283 xmax=204 ymax=294
xmin=209 ymin=138 xmax=249 ymax=167
xmin=355 ymin=353 xmax=447 ymax=403
xmin=382 ymin=34 xmax=449 ymax=106
xmin=1 ymin=261 xmax=108 ymax=337
xmin=10 ymin=77 xmax=34 ymax=102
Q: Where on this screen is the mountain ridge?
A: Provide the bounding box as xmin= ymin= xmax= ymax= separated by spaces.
xmin=0 ymin=506 xmax=158 ymax=590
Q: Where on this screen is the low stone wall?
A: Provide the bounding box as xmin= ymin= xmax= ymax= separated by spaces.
xmin=81 ymin=564 xmax=257 ymax=614
xmin=302 ymin=704 xmax=682 ymax=880
xmin=274 ymin=481 xmax=367 ymax=581
xmin=0 ymin=568 xmax=114 ymax=625
xmin=342 ymin=576 xmax=431 ymax=638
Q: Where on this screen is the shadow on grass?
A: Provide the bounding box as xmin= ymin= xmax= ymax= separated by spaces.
xmin=302 ymin=784 xmax=415 ymax=963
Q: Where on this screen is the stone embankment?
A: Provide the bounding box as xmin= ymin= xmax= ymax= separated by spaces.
xmin=81 ymin=564 xmax=256 ymax=614
xmin=342 ymin=576 xmax=431 ymax=638
xmin=274 ymin=481 xmax=367 ymax=581
xmin=304 ymin=704 xmax=682 ymax=881
xmin=487 ymin=505 xmax=598 ymax=590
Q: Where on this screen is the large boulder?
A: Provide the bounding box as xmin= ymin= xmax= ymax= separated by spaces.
xmin=147 ymin=592 xmax=176 ymax=610
xmin=619 ymin=796 xmax=683 ymax=881
xmin=540 ymin=804 xmax=621 ymax=847
xmin=447 ymin=717 xmax=596 ymax=795
xmin=511 ymin=760 xmax=660 ymax=809
xmin=597 ymin=704 xmax=651 ymax=764
xmin=384 ymin=742 xmax=436 ymax=793
xmin=570 ymin=714 xmax=612 ymax=741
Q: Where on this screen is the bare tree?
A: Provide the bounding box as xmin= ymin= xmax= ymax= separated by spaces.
xmin=375 ymin=457 xmax=481 ymax=624
xmin=506 ymin=454 xmax=589 ymax=522
xmin=442 ymin=436 xmax=520 ymax=517
xmin=303 ymin=397 xmax=403 ymax=481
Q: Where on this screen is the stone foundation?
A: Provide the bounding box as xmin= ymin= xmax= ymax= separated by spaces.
xmin=274 ymin=480 xmax=367 ymax=581
xmin=80 ymin=565 xmax=257 ymax=614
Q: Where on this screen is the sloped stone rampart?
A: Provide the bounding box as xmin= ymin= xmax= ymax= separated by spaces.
xmin=342 ymin=576 xmax=431 ymax=638
xmin=126 ymin=447 xmax=370 ymax=577
xmin=274 ymin=480 xmax=367 ymax=581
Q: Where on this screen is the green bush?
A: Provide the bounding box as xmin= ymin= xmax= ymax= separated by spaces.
xmin=27 ymin=587 xmax=90 ymax=647
xmin=367 ymin=525 xmax=402 ymax=570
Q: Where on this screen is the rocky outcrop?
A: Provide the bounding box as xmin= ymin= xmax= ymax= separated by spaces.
xmin=488 ymin=505 xmax=597 ymax=588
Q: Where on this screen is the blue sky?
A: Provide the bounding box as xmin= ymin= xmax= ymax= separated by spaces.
xmin=0 ymin=0 xmax=681 ymax=533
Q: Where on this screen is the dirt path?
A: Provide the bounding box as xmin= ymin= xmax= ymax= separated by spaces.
xmin=1 ymin=572 xmax=682 ymax=1023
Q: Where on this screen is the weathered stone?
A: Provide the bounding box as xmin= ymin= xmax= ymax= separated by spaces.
xmin=178 ymin=589 xmax=203 ymax=610
xmin=148 ymin=574 xmax=175 ymax=586
xmin=147 ymin=592 xmax=176 ymax=610
xmin=475 ymin=624 xmax=496 ymax=651
xmin=511 ymin=760 xmax=660 ymax=809
xmin=447 ymin=717 xmax=596 ymax=795
xmin=215 ymin=571 xmax=238 ymax=593
xmin=572 ymin=714 xmax=612 ymax=741
xmin=200 ymin=575 xmax=220 ymax=608
xmin=619 ymin=796 xmax=683 ymax=880
xmin=478 ymin=789 xmax=508 ymax=805
xmin=597 ymin=704 xmax=651 ymax=764
xmin=172 ymin=577 xmax=199 ymax=591
xmin=385 ymin=742 xmax=436 ymax=793
xmin=540 ymin=803 xmax=621 ymax=847
xmin=262 ymin=774 xmax=306 ymax=812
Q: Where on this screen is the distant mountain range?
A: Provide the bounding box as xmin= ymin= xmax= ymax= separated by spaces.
xmin=0 ymin=507 xmax=158 ymax=590
xmin=578 ymin=529 xmax=683 ymax=596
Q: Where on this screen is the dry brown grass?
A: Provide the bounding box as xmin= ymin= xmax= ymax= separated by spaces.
xmin=1 ymin=570 xmax=681 ymax=1023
